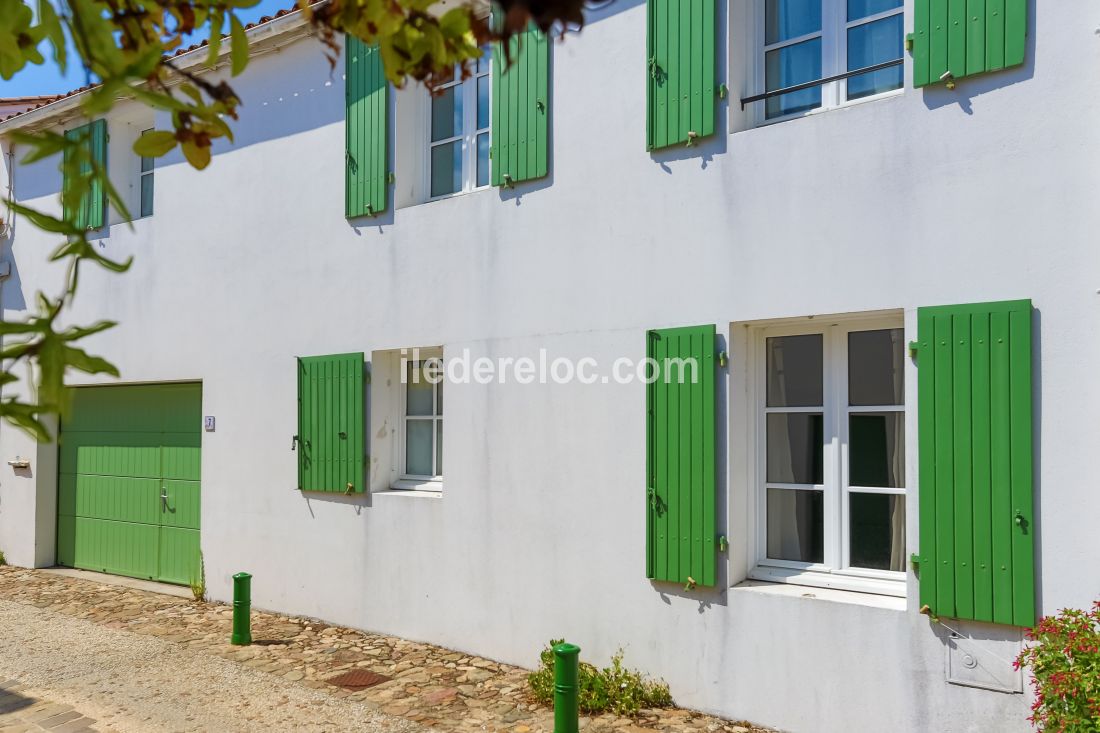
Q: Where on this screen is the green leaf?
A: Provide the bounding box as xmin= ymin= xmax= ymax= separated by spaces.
xmin=8 ymin=202 xmax=77 ymax=235
xmin=0 ymin=400 xmax=51 ymax=442
xmin=62 ymin=345 xmax=119 ymax=377
xmin=132 ymin=130 xmax=177 ymax=158
xmin=181 ymin=140 xmax=212 ymax=170
xmin=206 ymin=9 xmax=224 ymax=66
xmin=229 ymin=15 xmax=248 ymax=76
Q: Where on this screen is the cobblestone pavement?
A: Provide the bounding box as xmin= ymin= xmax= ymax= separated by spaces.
xmin=0 ymin=680 xmax=100 ymax=733
xmin=0 ymin=567 xmax=771 ymax=733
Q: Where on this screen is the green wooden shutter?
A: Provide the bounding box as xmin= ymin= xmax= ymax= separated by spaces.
xmin=646 ymin=325 xmax=717 ymax=586
xmin=646 ymin=0 xmax=716 ymax=151
xmin=345 ymin=37 xmax=388 ymax=218
xmin=916 ymin=300 xmax=1035 ymax=627
xmin=911 ymin=0 xmax=1027 ymax=87
xmin=63 ymin=119 xmax=106 ymax=230
xmin=297 ymin=353 xmax=366 ymax=493
xmin=491 ymin=26 xmax=550 ymax=187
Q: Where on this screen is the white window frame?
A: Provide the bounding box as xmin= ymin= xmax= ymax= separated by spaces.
xmin=425 ymin=57 xmax=491 ymax=201
xmin=749 ymin=316 xmax=907 ymax=597
xmin=752 ymin=0 xmax=905 ymax=127
xmin=393 ymin=349 xmax=444 ymax=491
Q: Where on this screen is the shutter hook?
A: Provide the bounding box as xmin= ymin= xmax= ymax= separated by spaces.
xmin=685 ymin=131 xmax=698 ymax=147
xmin=939 ymin=70 xmax=956 ymax=90
xmin=684 ymin=576 xmax=697 ymax=592
xmin=502 ymin=173 xmax=514 ymax=189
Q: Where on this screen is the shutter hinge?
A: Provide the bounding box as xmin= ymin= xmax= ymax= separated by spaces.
xmin=919 ymin=604 xmax=940 ymax=624
xmin=905 ymin=33 xmax=914 ymax=52
xmin=717 ymin=83 xmax=728 ymax=99
xmin=387 ymin=171 xmax=396 ymax=184
xmin=717 ymin=350 xmax=728 ymax=368
xmin=910 ymin=553 xmax=920 ymax=571
xmin=717 ymin=535 xmax=729 ymax=553
xmin=908 ymin=340 xmax=919 ymax=358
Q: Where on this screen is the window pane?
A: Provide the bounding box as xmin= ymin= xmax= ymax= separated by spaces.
xmin=765 ymin=0 xmax=822 ymax=44
xmin=849 ymin=493 xmax=905 ymax=571
xmin=431 ymin=86 xmax=462 ymax=141
xmin=846 ymin=15 xmax=903 ymax=100
xmin=767 ymin=488 xmax=824 ymax=563
xmin=406 ymin=364 xmax=435 ymax=416
xmin=436 ymin=420 xmax=443 ymax=475
xmin=765 ymin=38 xmax=822 ymax=119
xmin=436 ymin=376 xmax=443 ymax=415
xmin=140 ymin=173 xmax=154 ymax=218
xmin=767 ymin=413 xmax=824 ymax=484
xmin=848 ymin=328 xmax=904 ymax=406
xmin=476 ymin=133 xmax=490 ymax=188
xmin=847 ymin=0 xmax=901 ymax=21
xmin=139 ymin=130 xmax=155 ymax=172
xmin=477 ymin=75 xmax=490 ymax=129
xmin=406 ymin=419 xmax=433 ymax=475
xmin=766 ymin=334 xmax=823 ymax=407
xmin=430 ymin=141 xmax=462 ymax=197
xmin=849 ymin=412 xmax=905 ymax=488
xmin=477 ymin=45 xmax=491 ymax=75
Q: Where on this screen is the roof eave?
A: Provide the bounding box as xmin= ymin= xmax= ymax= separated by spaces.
xmin=0 ymin=7 xmax=314 ymax=135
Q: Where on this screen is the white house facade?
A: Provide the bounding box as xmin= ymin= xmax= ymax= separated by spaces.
xmin=1 ymin=1 xmax=1098 ymax=731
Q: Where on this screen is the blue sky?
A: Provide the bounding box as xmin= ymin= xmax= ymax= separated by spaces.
xmin=0 ymin=0 xmax=292 ymax=97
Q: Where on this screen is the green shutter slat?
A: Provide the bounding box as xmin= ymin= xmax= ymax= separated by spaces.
xmin=491 ymin=26 xmax=549 ymax=187
xmin=917 ymin=300 xmax=1034 ymax=627
xmin=646 ymin=325 xmax=716 ymax=587
xmin=345 ymin=37 xmax=387 ymax=218
xmin=297 ymin=353 xmax=365 ymax=493
xmin=970 ymin=312 xmax=994 ymax=622
xmin=646 ymin=0 xmax=715 ymax=150
xmin=913 ymin=0 xmax=1026 ymax=87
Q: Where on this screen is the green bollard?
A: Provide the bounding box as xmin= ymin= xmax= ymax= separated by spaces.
xmin=553 ymin=642 xmax=580 ymax=733
xmin=231 ymin=572 xmax=252 ymax=645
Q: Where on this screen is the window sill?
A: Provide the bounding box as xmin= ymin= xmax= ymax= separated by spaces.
xmin=735 ymin=577 xmax=906 ymax=611
xmin=373 ymin=488 xmax=442 ymax=499
xmin=748 ymin=565 xmax=906 ymax=602
xmin=379 ymin=478 xmax=442 ymax=497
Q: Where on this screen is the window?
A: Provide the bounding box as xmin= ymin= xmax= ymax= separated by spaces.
xmin=761 ymin=0 xmax=903 ymax=120
xmin=755 ymin=320 xmax=906 ymax=594
xmin=429 ymin=48 xmax=491 ymax=198
xmin=139 ymin=128 xmax=154 ymax=217
xmin=400 ymin=355 xmax=443 ymax=486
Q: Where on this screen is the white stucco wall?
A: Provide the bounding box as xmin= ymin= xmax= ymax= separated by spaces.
xmin=2 ymin=1 xmax=1099 ymax=731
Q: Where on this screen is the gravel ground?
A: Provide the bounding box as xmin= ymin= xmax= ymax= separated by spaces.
xmin=0 ymin=598 xmax=422 ymax=733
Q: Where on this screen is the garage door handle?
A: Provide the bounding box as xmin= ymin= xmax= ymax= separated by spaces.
xmin=161 ymin=491 xmax=168 ymax=512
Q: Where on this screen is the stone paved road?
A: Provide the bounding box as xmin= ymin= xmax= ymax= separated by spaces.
xmin=0 ymin=567 xmax=771 ymax=732
xmin=0 ymin=680 xmax=99 ymax=733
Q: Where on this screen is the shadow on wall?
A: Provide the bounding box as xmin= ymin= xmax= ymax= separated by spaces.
xmin=919 ymin=0 xmax=1038 ymax=114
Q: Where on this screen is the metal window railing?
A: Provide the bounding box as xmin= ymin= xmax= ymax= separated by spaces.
xmin=740 ymin=58 xmax=903 ymax=109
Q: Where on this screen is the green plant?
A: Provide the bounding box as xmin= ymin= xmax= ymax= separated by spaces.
xmin=528 ymin=639 xmax=673 ymax=716
xmin=1016 ymin=601 xmax=1100 ymax=732
xmin=0 ymin=550 xmax=6 ymax=566
xmin=189 ymin=552 xmax=206 ymax=603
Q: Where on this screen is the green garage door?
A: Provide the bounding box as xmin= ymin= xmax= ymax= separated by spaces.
xmin=57 ymin=383 xmax=202 ymax=585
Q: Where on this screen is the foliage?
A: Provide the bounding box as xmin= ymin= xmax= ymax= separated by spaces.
xmin=1016 ymin=601 xmax=1100 ymax=732
xmin=0 ymin=549 xmax=6 ymax=566
xmin=0 ymin=0 xmax=587 ymax=440
xmin=189 ymin=551 xmax=206 ymax=602
xmin=528 ymin=639 xmax=673 ymax=716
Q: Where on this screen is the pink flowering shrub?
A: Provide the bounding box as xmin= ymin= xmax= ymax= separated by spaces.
xmin=1016 ymin=601 xmax=1100 ymax=732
